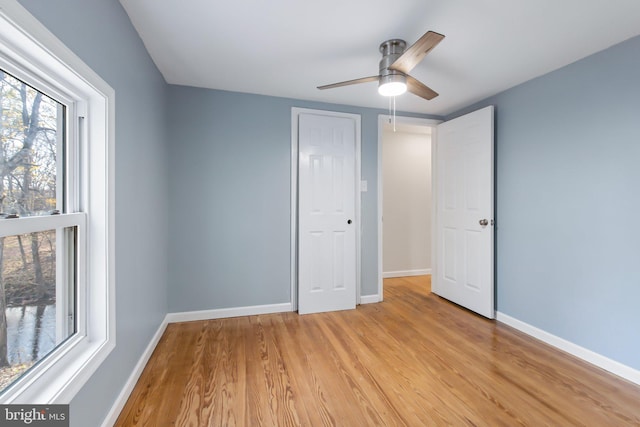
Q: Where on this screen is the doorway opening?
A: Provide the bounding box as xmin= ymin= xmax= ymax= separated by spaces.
xmin=377 ymin=115 xmax=441 ymax=301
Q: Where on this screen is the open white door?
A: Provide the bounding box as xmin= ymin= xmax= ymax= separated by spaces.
xmin=297 ymin=112 xmax=358 ymax=315
xmin=433 ymin=106 xmax=494 ymax=318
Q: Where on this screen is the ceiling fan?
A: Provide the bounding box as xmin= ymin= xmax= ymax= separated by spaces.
xmin=317 ymin=30 xmax=445 ymax=100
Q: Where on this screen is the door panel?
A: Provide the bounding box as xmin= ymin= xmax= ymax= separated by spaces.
xmin=434 ymin=106 xmax=494 ymax=318
xmin=298 ymin=113 xmax=357 ymax=315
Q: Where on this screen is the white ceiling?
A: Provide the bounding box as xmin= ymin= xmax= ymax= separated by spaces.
xmin=120 ymin=0 xmax=640 ymax=116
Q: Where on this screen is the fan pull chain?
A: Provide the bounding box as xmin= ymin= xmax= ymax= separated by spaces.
xmin=393 ymin=96 xmax=397 ymax=132
xmin=387 ymin=96 xmax=397 ymax=132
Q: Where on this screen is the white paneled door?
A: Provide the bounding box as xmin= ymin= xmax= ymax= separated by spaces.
xmin=434 ymin=106 xmax=495 ymax=318
xmin=297 ymin=112 xmax=357 ymax=315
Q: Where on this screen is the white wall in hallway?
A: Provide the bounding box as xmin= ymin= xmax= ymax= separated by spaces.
xmin=382 ymin=124 xmax=431 ymax=277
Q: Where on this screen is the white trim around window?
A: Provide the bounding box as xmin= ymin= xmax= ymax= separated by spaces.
xmin=0 ymin=0 xmax=115 ymax=403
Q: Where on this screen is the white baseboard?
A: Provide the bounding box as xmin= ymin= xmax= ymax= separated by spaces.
xmin=496 ymin=312 xmax=640 ymax=386
xmin=360 ymin=294 xmax=381 ymax=304
xmin=166 ymin=302 xmax=292 ymax=323
xmin=383 ymin=269 xmax=431 ymax=278
xmin=101 ymin=317 xmax=169 ymax=427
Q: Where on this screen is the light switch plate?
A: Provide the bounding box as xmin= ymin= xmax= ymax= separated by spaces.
xmin=360 ymin=180 xmax=368 ymax=192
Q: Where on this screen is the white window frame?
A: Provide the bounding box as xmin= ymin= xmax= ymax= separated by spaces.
xmin=0 ymin=0 xmax=115 ymax=403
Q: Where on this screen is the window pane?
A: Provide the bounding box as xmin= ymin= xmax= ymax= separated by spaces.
xmin=0 ymin=69 xmax=63 ymax=217
xmin=0 ymin=228 xmax=75 ymax=393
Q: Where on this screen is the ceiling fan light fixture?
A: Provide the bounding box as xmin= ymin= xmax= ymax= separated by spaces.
xmin=378 ymin=74 xmax=407 ymax=97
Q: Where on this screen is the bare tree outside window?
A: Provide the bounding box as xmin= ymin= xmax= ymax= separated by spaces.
xmin=0 ymin=69 xmax=69 ymax=391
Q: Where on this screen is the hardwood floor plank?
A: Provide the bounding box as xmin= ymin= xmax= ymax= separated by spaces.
xmin=292 ymin=314 xmax=374 ymax=425
xmin=316 ymin=314 xmax=407 ymax=425
xmin=115 ymin=276 xmax=640 ymax=426
xmin=251 ymin=315 xmax=303 ymax=426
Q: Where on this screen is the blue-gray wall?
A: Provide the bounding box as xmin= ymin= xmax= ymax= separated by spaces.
xmin=18 ymin=1 xmax=170 ymax=426
xmin=167 ymin=86 xmax=436 ymax=311
xmin=449 ymin=35 xmax=640 ymax=370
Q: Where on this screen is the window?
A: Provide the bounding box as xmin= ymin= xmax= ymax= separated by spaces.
xmin=0 ymin=1 xmax=114 ymax=403
xmin=0 ymin=69 xmax=80 ymax=394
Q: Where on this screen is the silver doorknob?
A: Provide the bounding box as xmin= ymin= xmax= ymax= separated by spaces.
xmin=479 ymin=219 xmax=489 ymax=226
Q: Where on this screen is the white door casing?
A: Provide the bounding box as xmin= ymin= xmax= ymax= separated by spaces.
xmin=296 ymin=111 xmax=359 ymax=315
xmin=433 ymin=106 xmax=495 ymax=318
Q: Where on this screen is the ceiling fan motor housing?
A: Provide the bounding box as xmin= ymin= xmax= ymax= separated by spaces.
xmin=379 ymin=39 xmax=407 ymax=78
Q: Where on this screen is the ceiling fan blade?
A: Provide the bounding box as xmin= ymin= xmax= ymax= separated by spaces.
xmin=317 ymin=75 xmax=379 ymax=90
xmin=406 ymin=75 xmax=439 ymax=100
xmin=389 ymin=31 xmax=445 ymax=74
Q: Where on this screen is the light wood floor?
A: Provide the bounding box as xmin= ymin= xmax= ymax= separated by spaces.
xmin=115 ymin=276 xmax=640 ymax=426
